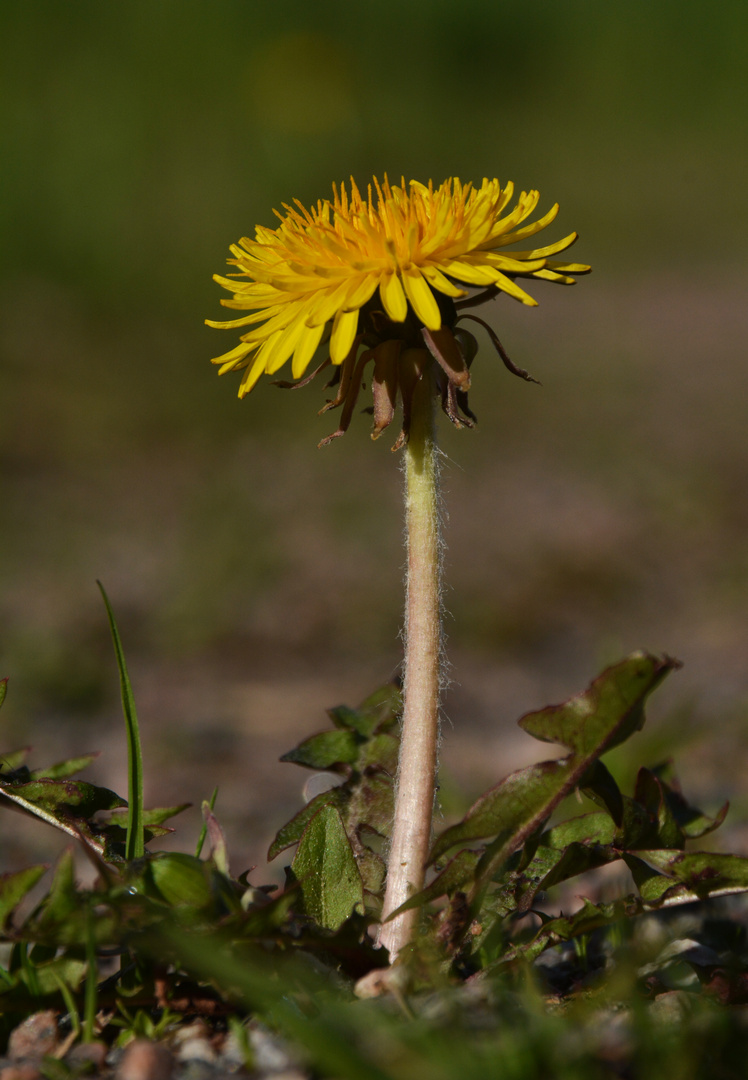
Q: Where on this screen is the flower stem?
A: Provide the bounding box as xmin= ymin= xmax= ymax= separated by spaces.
xmin=379 ymin=375 xmax=442 ymax=961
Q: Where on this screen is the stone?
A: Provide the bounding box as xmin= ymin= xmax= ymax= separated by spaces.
xmin=7 ymin=1012 xmax=58 ymax=1062
xmin=116 ymin=1039 xmax=174 ymax=1080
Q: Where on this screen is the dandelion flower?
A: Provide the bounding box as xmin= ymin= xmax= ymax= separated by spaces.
xmin=207 ymin=176 xmax=589 ymax=446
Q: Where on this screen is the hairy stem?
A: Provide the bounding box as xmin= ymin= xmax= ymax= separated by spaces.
xmin=379 ymin=376 xmax=441 ymax=960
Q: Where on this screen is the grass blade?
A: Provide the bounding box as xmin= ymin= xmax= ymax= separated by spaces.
xmin=97 ymin=581 xmax=144 ymax=860
xmin=83 ymin=903 xmax=98 ymax=1043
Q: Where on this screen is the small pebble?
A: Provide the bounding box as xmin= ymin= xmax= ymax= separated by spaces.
xmin=66 ymin=1041 xmax=108 ymax=1071
xmin=648 ymin=990 xmax=694 ymax=1023
xmin=8 ymin=1012 xmax=58 ymax=1062
xmin=220 ymin=1030 xmax=251 ymax=1069
xmin=174 ymin=1039 xmax=217 ymax=1065
xmin=171 ymin=1023 xmax=208 ymax=1048
xmin=0 ymin=1065 xmax=42 ymax=1080
xmin=171 ymin=1022 xmax=216 ymax=1064
xmin=116 ymin=1039 xmax=174 ymax=1080
xmin=248 ymin=1023 xmax=296 ymax=1074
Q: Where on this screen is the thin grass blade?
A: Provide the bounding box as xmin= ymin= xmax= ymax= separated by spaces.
xmin=97 ymin=581 xmax=144 ymax=860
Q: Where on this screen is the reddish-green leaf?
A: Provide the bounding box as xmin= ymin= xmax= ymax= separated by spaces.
xmin=344 ymin=770 xmax=394 ymax=838
xmin=2 ymin=778 xmax=124 ymax=816
xmin=634 ymin=850 xmax=748 ymax=897
xmin=519 ymin=653 xmax=678 ymax=755
xmin=429 ymin=759 xmax=576 ymax=865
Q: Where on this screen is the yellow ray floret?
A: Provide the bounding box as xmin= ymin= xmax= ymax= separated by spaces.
xmin=207 ymin=176 xmax=589 ymax=396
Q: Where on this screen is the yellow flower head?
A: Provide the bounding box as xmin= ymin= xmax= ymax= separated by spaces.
xmin=208 ymin=176 xmax=589 ymax=447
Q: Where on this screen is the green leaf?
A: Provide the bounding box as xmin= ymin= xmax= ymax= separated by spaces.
xmin=98 ymin=581 xmax=144 ymax=861
xmin=579 ymin=760 xmax=624 ymax=826
xmin=0 ymin=865 xmax=48 ymax=932
xmin=291 ymin=805 xmax=363 ymax=930
xmin=0 ymin=678 xmax=7 ymax=709
xmin=501 ymin=897 xmax=622 ymax=964
xmin=0 ymin=748 xmax=31 ymax=773
xmin=34 ymin=850 xmax=78 ymax=931
xmin=649 ymin=762 xmax=729 ymax=840
xmin=327 ymin=683 xmax=402 ymax=738
xmin=623 ymin=853 xmax=676 ymax=902
xmin=353 ymin=682 xmax=402 ymax=733
xmin=529 ymin=840 xmax=617 ymax=895
xmin=147 ymin=852 xmax=221 ymax=909
xmin=519 ymin=653 xmax=679 ymax=755
xmin=268 ymin=786 xmax=348 ymax=861
xmin=106 ymin=804 xmax=191 ymax=828
xmin=542 ymin=811 xmax=617 ymax=849
xmin=633 ymin=768 xmax=684 ymax=849
xmin=356 ymin=732 xmax=399 ymax=774
xmin=280 ymin=729 xmax=359 ymax=770
xmin=353 ymin=844 xmax=386 ymax=896
xmin=393 ymin=850 xmax=482 ymax=914
xmin=481 ymin=834 xmax=618 ymax=927
xmin=21 ymin=956 xmax=87 ymax=998
xmin=616 ymin=793 xmax=658 ymax=850
xmin=328 ymin=704 xmax=375 ymax=735
xmin=30 ymin=753 xmax=100 ymax=781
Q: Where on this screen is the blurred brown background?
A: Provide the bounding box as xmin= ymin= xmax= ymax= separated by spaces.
xmin=1 ymin=1 xmax=747 ymax=877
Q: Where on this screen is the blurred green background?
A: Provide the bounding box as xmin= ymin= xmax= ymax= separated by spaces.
xmin=2 ymin=0 xmax=748 ymax=872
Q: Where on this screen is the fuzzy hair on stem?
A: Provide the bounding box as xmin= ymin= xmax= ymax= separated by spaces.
xmin=379 ymin=373 xmax=444 ymax=960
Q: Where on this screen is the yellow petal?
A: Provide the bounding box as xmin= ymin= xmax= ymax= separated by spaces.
xmin=379 ymin=272 xmax=408 ymax=322
xmin=330 ymin=308 xmax=360 ymax=364
xmin=488 ymin=204 xmax=560 ymax=249
xmin=402 ymin=268 xmax=441 ymax=330
xmin=480 ymin=254 xmax=547 ymax=274
xmin=264 ymin=318 xmax=307 ymax=375
xmin=292 ymin=322 xmax=326 ymax=378
xmin=205 ymin=313 xmax=267 ymax=330
xmin=508 ymin=233 xmax=578 ymax=260
xmin=441 ymin=260 xmax=498 ymax=287
xmin=545 ymin=260 xmax=591 ymax=274
xmin=237 ymin=354 xmax=267 ymax=397
xmin=491 ymin=271 xmax=538 ymax=305
xmin=343 ymin=274 xmax=380 ymax=311
xmin=307 ymin=279 xmax=355 ymax=327
xmin=530 ymin=269 xmax=576 ymax=284
xmin=420 ymin=264 xmax=468 ymax=299
xmin=210 ymin=341 xmax=256 ymax=368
